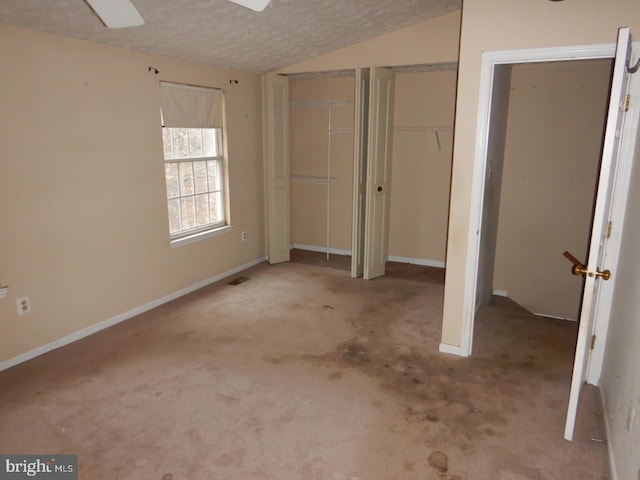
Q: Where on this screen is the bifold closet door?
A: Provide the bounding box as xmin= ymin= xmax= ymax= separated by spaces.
xmin=264 ymin=74 xmax=290 ymax=264
xmin=362 ymin=67 xmax=394 ymax=280
xmin=351 ymin=68 xmax=370 ymax=278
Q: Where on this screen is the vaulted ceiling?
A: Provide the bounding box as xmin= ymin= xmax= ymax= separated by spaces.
xmin=0 ymin=0 xmax=461 ymax=73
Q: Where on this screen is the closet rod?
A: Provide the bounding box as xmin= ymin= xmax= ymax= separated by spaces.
xmin=329 ymin=127 xmax=355 ymax=134
xmin=290 ymin=100 xmax=354 ymax=107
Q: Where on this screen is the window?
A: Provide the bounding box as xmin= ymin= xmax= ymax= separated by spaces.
xmin=159 ymin=82 xmax=229 ymax=244
xmin=162 ymin=128 xmax=225 ymax=235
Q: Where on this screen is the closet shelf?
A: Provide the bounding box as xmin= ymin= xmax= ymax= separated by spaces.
xmin=291 ymin=175 xmax=338 ymax=184
xmin=330 ymin=127 xmax=355 ymax=134
xmin=393 ymin=125 xmax=453 ymax=132
xmin=290 ymin=100 xmax=354 ymax=107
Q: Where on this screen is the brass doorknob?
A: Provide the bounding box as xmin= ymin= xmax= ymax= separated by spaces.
xmin=593 ymin=269 xmax=611 ymax=281
xmin=572 ymin=264 xmax=588 ymax=277
xmin=563 ymin=251 xmax=587 ymax=277
xmin=562 ymin=251 xmax=611 ymax=281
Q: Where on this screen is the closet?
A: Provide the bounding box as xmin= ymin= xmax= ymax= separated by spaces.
xmin=388 ymin=65 xmax=456 ymax=269
xmin=265 ymin=64 xmax=458 ymax=277
xmin=289 ymin=73 xmax=355 ymax=258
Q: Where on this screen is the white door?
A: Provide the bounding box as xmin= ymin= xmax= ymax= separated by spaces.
xmin=564 ymin=27 xmax=633 ymax=441
xmin=351 ymin=68 xmax=370 ymax=278
xmin=363 ymin=67 xmax=394 ymax=280
xmin=264 ymin=74 xmax=290 ymax=264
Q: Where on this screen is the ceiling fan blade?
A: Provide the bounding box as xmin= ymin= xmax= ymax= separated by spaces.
xmin=228 ymin=0 xmax=271 ymax=12
xmin=85 ymin=0 xmax=145 ymax=29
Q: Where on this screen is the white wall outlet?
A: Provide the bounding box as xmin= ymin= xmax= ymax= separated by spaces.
xmin=16 ymin=296 xmax=31 ymax=315
xmin=627 ymin=406 xmax=636 ymax=433
xmin=241 ymin=231 xmax=247 ymax=242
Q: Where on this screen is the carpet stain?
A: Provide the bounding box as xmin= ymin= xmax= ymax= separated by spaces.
xmin=0 ymin=261 xmax=607 ymax=480
xmin=304 ymin=296 xmax=517 ymax=440
xmin=428 ymin=451 xmax=449 ymax=473
xmin=404 ymin=459 xmax=414 ymax=472
xmin=341 ymin=342 xmax=370 ymax=364
xmin=425 ymin=411 xmax=439 ymax=422
xmin=262 ymin=354 xmax=285 ymax=364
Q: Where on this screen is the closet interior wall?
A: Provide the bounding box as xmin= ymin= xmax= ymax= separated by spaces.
xmin=289 ymin=67 xmax=457 ymax=265
xmin=493 ymin=59 xmax=613 ymax=320
xmin=290 ymin=74 xmax=355 ymax=256
xmin=389 ymin=68 xmax=457 ymax=267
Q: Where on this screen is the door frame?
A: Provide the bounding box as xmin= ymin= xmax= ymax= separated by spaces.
xmin=460 ymin=40 xmax=640 ymax=384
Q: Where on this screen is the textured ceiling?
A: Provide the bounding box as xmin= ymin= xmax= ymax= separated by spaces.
xmin=0 ymin=0 xmax=461 ymax=73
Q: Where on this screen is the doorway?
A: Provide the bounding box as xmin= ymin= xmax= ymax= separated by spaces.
xmin=459 ymin=43 xmax=625 ymax=359
xmin=490 ymin=59 xmax=612 ymax=323
xmin=462 ymin=32 xmax=640 ymax=441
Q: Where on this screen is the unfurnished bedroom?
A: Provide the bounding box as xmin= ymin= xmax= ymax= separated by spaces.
xmin=1 ymin=1 xmax=640 ymax=479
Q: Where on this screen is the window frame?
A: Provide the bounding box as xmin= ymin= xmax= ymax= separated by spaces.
xmin=159 ymin=83 xmax=232 ymax=247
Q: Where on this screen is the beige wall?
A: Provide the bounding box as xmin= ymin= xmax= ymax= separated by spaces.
xmin=443 ymin=1 xmax=640 ymax=476
xmin=0 ymin=24 xmax=265 ymax=364
xmin=389 ymin=70 xmax=456 ymax=264
xmin=600 ymin=125 xmax=640 ymax=480
xmin=442 ymin=0 xmax=640 ymax=345
xmin=276 ymin=11 xmax=461 ymax=74
xmin=476 ymin=65 xmax=511 ymax=308
xmin=290 ymin=76 xmax=355 ymax=252
xmin=494 ymin=60 xmax=612 ymax=319
xmin=280 ymin=11 xmax=461 ymax=263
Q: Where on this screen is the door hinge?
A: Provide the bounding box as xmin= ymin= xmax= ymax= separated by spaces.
xmin=606 ymin=221 xmax=613 ymax=239
xmin=623 ymin=94 xmax=631 ymax=112
xmin=591 ymin=334 xmax=597 ymax=350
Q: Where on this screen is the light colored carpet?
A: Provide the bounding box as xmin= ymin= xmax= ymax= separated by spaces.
xmin=0 ymin=261 xmax=608 ymax=479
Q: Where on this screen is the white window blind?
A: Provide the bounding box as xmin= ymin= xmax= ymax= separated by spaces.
xmin=160 ymin=81 xmax=223 ymax=128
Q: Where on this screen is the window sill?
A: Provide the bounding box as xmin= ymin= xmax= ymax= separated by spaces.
xmin=170 ymin=224 xmax=234 ymax=248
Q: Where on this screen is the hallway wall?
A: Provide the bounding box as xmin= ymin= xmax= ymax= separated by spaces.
xmin=600 ymin=118 xmax=640 ymax=480
xmin=443 ymin=1 xmax=640 ymax=477
xmin=493 ymin=59 xmax=612 ymax=320
xmin=442 ymin=0 xmax=640 ymax=346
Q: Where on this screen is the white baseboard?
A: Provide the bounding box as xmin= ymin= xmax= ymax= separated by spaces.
xmin=292 ymin=243 xmax=351 ymax=256
xmin=533 ymin=312 xmax=577 ymax=322
xmin=0 ymin=257 xmax=266 ymax=373
xmin=292 ymin=244 xmax=446 ymax=269
xmin=492 ymin=290 xmax=577 ymax=322
xmin=439 ymin=343 xmax=465 ymax=356
xmin=388 ymin=255 xmax=445 ymax=269
xmin=599 ymin=388 xmax=618 ymax=480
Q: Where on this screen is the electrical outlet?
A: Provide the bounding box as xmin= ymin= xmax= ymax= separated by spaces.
xmin=241 ymin=231 xmax=247 ymax=242
xmin=627 ymin=406 xmax=636 ymax=433
xmin=16 ymin=296 xmax=31 ymax=315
